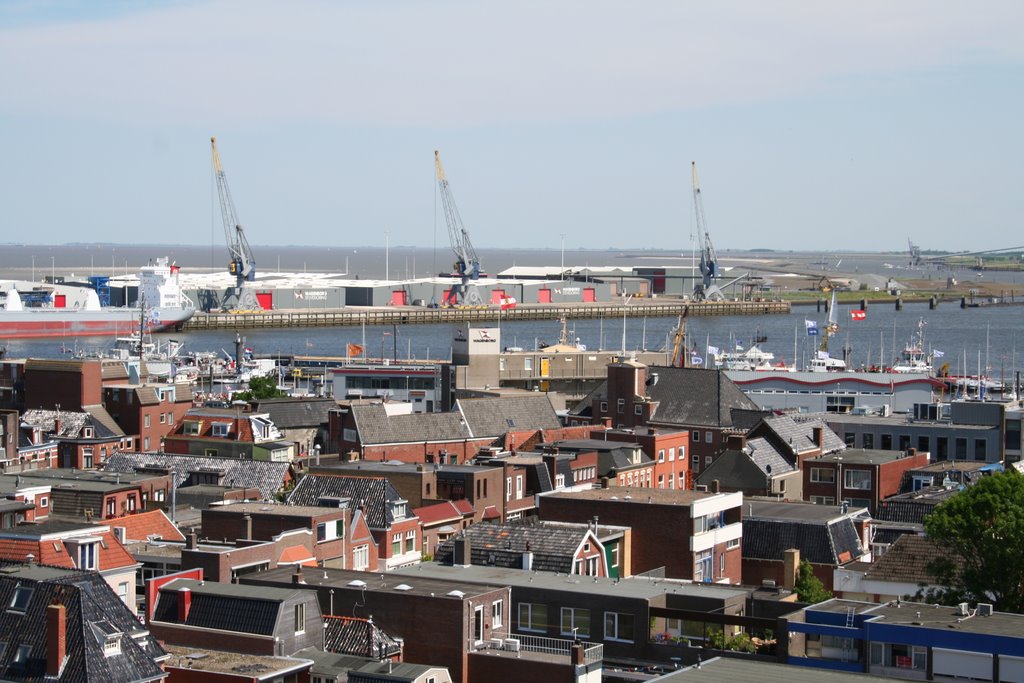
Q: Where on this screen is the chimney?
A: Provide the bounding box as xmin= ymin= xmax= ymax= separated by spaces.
xmin=177 ymin=587 xmax=192 ymax=622
xmin=600 ymin=477 xmax=610 ymax=489
xmin=186 ymin=532 xmax=198 ymax=550
xmin=906 ymin=447 xmax=916 ymax=459
xmin=812 ymin=426 xmax=823 ymax=448
xmin=453 ymin=537 xmax=471 ymax=567
xmin=571 ymin=642 xmax=585 ymax=665
xmin=601 ymin=417 xmax=612 ymax=429
xmin=522 ymin=551 xmax=533 ymax=571
xmin=242 ymin=514 xmax=253 ymax=541
xmin=711 ymin=480 xmax=720 ymax=494
xmin=782 ymin=548 xmax=800 ymax=590
xmin=46 ymin=602 xmax=67 ymax=678
xmin=292 ymin=566 xmax=305 ymax=585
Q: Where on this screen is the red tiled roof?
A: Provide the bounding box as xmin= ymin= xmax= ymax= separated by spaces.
xmin=413 ymin=502 xmax=461 ymax=526
xmin=482 ymin=505 xmax=501 ymax=520
xmin=0 ymin=529 xmax=136 ymax=571
xmin=278 ymin=545 xmax=316 ymax=567
xmin=452 ymin=499 xmax=475 ymax=516
xmin=106 ymin=510 xmax=185 ymax=542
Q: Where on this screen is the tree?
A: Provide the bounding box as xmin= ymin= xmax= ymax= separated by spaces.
xmin=794 ymin=559 xmax=833 ymax=604
xmin=923 ymin=469 xmax=1024 ymax=613
xmin=232 ymin=375 xmax=286 ymax=402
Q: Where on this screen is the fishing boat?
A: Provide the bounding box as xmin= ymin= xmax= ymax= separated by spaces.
xmin=0 ymin=258 xmax=194 ymax=339
xmin=713 ymin=343 xmax=794 ymax=372
xmin=891 ymin=318 xmax=933 ymax=374
xmin=808 ymin=289 xmax=847 ymax=372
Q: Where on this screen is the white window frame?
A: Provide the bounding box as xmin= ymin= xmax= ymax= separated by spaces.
xmin=604 ymin=611 xmax=635 ymax=643
xmin=560 ymin=607 xmax=590 ymax=638
xmin=518 ymin=602 xmax=547 ymax=633
xmin=492 ymin=600 xmax=503 ymax=628
xmin=810 ymin=467 xmax=835 ymax=484
xmin=844 ymin=469 xmax=872 ymax=490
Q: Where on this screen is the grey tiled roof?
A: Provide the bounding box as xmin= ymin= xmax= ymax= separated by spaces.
xmin=456 ymin=395 xmax=561 ymax=436
xmin=152 ymin=578 xmax=300 ymax=637
xmin=323 ymin=617 xmax=401 ymax=658
xmin=742 ymin=516 xmax=864 ymax=565
xmin=104 ymin=452 xmax=291 ymax=500
xmin=696 ymin=450 xmax=772 ymax=491
xmin=251 ymin=398 xmax=337 ymax=429
xmin=0 ymin=565 xmax=166 ymax=682
xmin=286 ymin=474 xmax=402 ymax=529
xmin=863 ymin=535 xmax=954 ymax=585
xmin=645 ymin=367 xmax=760 ymax=428
xmin=350 ymin=404 xmax=470 ymax=445
xmin=754 ymin=414 xmax=846 ymax=455
xmin=746 ymin=437 xmax=796 ymax=476
xmin=435 ymin=522 xmax=590 ymax=573
xmin=21 ymin=407 xmax=124 ymax=439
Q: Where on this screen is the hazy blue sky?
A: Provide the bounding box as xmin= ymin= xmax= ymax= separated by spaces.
xmin=1 ymin=1 xmax=1021 ymax=253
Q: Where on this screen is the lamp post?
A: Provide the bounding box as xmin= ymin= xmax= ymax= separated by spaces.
xmin=621 ymin=293 xmax=632 ymax=354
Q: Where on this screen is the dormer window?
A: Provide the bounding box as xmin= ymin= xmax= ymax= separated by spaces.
xmin=91 ymin=621 xmax=122 ymax=657
xmin=212 ymin=422 xmax=230 ymax=437
xmin=8 ymin=585 xmax=32 ymax=613
xmin=83 ymin=426 xmax=94 ymax=438
xmin=69 ymin=539 xmax=100 ymax=570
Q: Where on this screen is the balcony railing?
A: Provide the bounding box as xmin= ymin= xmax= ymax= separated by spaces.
xmin=475 ymin=631 xmax=603 ymax=665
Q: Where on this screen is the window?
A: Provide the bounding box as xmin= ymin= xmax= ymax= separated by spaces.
xmin=506 ymin=477 xmax=512 ymax=501
xmin=106 ymin=498 xmax=116 ymax=517
xmin=159 ymin=413 xmax=166 ymax=424
xmin=516 ymin=475 xmax=523 ymax=499
xmin=691 ymin=454 xmax=699 ymax=470
xmin=810 ymin=495 xmax=835 ymax=505
xmin=492 ymin=600 xmax=503 ymax=628
xmin=881 ymin=434 xmax=893 ymax=450
xmin=917 ymin=436 xmax=930 ymax=453
xmin=102 ymin=635 xmax=121 ymax=657
xmin=392 ymin=533 xmax=402 ymax=556
xmin=657 ymin=449 xmax=665 ymax=463
xmin=704 ymin=431 xmax=712 ymax=444
xmin=634 ymin=404 xmax=643 ymax=416
xmin=212 ymin=423 xmax=230 ymax=437
xmin=604 ymin=612 xmax=635 ymax=642
xmin=519 ymin=603 xmax=547 ymax=632
xmin=13 ymin=644 xmax=30 ymax=665
xmin=668 ymin=447 xmax=675 ymax=461
xmin=126 ymin=495 xmax=136 ymax=512
xmin=83 ymin=447 xmax=94 ymax=469
xmin=844 ymin=433 xmax=856 ymax=447
xmin=40 ymin=497 xmax=48 ymax=509
xmin=862 ymin=433 xmax=874 ymax=449
xmin=560 ymin=607 xmax=590 ymax=637
xmin=726 ymin=538 xmax=740 ymax=549
xmin=844 ymin=469 xmax=872 ymax=490
xmin=405 ymin=530 xmax=415 ymax=553
xmin=898 ymin=434 xmax=911 ymax=450
xmin=8 ymin=585 xmax=32 ymax=612
xmin=810 ymin=467 xmax=835 ymax=484
xmin=616 ymin=398 xmax=625 ymax=414
xmin=353 ymin=545 xmax=369 ymax=570
xmin=936 ymin=437 xmax=949 ymax=460
xmin=695 ymin=549 xmax=712 ymax=582
xmin=295 ymin=603 xmax=305 ymax=634
xmin=600 ymin=401 xmax=608 ymax=413
xmin=974 ymin=439 xmax=987 ymax=461
xmin=585 ymin=556 xmax=599 ymax=575
xmin=691 ymin=431 xmax=700 ymax=443
xmin=117 ymin=582 xmax=129 ymax=603
xmin=524 ymin=358 xmax=533 ymax=372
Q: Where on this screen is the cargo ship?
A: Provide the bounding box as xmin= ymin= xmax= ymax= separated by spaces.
xmin=0 ymin=258 xmax=195 ymax=339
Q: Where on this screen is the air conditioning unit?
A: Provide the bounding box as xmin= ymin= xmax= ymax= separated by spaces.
xmin=504 ymin=638 xmax=521 ymax=652
xmin=978 ymin=603 xmax=993 ymax=617
xmin=761 ymin=579 xmax=777 ymax=588
xmin=956 ymin=602 xmax=970 ymax=616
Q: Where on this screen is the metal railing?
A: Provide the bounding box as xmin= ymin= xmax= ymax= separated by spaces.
xmin=478 ymin=631 xmax=604 ymax=665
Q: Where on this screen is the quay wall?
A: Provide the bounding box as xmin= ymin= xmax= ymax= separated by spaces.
xmin=183 ymin=300 xmax=790 ymax=331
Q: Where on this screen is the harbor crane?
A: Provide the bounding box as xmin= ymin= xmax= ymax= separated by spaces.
xmin=435 ymin=150 xmax=483 ymax=306
xmin=691 ymin=162 xmax=744 ymax=301
xmin=211 ymin=137 xmax=259 ymax=311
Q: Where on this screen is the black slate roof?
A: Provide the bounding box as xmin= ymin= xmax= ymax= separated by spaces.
xmin=455 ymin=395 xmax=561 ymax=436
xmin=696 ymin=450 xmax=772 ymax=491
xmin=742 ymin=516 xmax=864 ymax=565
xmin=0 ymin=564 xmax=167 ymax=682
xmin=875 ymin=486 xmax=959 ymax=525
xmin=251 ymin=397 xmax=336 ymax=429
xmin=751 ymin=414 xmax=846 ymax=456
xmin=286 ymin=474 xmax=403 ymax=529
xmin=103 ymin=452 xmax=291 ymax=500
xmin=434 ymin=522 xmax=590 ymax=573
xmin=323 ymin=617 xmax=401 ymax=659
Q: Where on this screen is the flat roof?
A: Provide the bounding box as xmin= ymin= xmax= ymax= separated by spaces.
xmin=656 ymin=656 xmax=897 ymax=682
xmin=809 ymin=449 xmax=914 ymax=465
xmin=746 ymin=500 xmax=866 ymax=522
xmin=163 ymin=645 xmax=313 ymax=677
xmin=863 ymin=601 xmax=1024 ymax=638
xmin=205 ymin=502 xmax=343 ymax=517
xmin=243 ymin=565 xmax=508 ymax=600
xmin=161 ymin=577 xmax=301 ymax=602
xmin=393 ymin=562 xmax=749 ymax=602
xmin=826 ymin=414 xmax=995 ymax=430
xmin=544 ymin=488 xmax=723 ymax=505
xmin=329 ymin=461 xmax=485 ymax=474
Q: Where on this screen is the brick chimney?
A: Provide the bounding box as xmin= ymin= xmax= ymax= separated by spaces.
xmin=242 ymin=514 xmax=253 ymax=541
xmin=46 ymin=602 xmax=67 ymax=678
xmin=177 ymin=587 xmax=192 ymax=622
xmin=812 ymin=426 xmax=823 ymax=448
xmin=726 ymin=435 xmax=746 ymax=451
xmin=453 ymin=537 xmax=471 ymax=567
xmin=186 ymin=532 xmax=198 ymax=550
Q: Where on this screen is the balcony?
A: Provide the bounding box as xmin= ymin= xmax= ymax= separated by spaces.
xmin=472 ymin=631 xmax=603 ymax=666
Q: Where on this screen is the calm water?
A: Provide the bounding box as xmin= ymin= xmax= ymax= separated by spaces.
xmin=5 ymin=301 xmax=1021 ymax=379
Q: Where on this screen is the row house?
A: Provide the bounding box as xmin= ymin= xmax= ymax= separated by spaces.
xmin=104 ymin=451 xmax=295 ymax=501
xmin=539 ymin=487 xmax=744 ymax=583
xmin=434 ymin=521 xmax=608 ymax=576
xmin=414 ymin=499 xmax=474 ymax=557
xmin=4 ymin=468 xmax=172 ymax=519
xmin=250 ymin=396 xmax=335 ymax=459
xmin=596 ymin=425 xmax=690 ymax=491
xmin=0 ymin=477 xmax=50 ymax=522
xmin=164 ymin=406 xmax=294 ymax=462
xmin=1 ymin=408 xmax=58 ymax=473
xmin=540 ymin=439 xmax=655 ymax=489
xmin=287 ymin=474 xmax=421 ymax=571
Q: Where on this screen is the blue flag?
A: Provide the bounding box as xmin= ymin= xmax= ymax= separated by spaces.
xmin=805 ymin=320 xmax=819 ymax=336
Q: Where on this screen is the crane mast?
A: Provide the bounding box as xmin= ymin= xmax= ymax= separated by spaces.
xmin=211 ymin=137 xmax=259 ymax=310
xmin=691 ymin=161 xmax=724 ymax=302
xmin=435 ymin=150 xmax=483 ymax=306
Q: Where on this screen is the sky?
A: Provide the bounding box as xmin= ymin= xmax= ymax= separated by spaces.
xmin=0 ymin=0 xmax=1022 ymax=254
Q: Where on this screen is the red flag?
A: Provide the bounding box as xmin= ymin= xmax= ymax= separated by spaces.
xmin=499 ymin=296 xmax=517 ymax=310
xmin=850 ymin=309 xmax=866 ymax=321
xmin=347 ymin=343 xmax=364 ymax=357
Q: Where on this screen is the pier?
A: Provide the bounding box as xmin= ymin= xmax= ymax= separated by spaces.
xmin=182 ymin=300 xmax=791 ymax=331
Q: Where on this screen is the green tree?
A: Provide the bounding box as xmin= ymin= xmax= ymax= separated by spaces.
xmin=232 ymin=375 xmax=286 ymax=402
xmin=794 ymin=559 xmax=833 ymax=604
xmin=923 ymin=470 xmax=1024 ymax=613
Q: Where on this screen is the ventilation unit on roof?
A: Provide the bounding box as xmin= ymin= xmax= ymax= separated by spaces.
xmin=978 ymin=603 xmax=993 ymax=617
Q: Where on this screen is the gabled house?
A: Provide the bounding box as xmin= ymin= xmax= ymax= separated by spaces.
xmin=9 ymin=407 xmax=60 ymax=473
xmin=287 ymin=474 xmax=419 ymax=571
xmin=148 ymin=577 xmax=324 ymax=656
xmin=434 ymin=521 xmax=608 ymax=576
xmin=0 ymin=520 xmax=141 ymax=609
xmin=103 ymin=381 xmax=192 ymax=453
xmin=105 ymin=509 xmax=185 ymax=543
xmin=21 ymin=407 xmax=133 ymax=469
xmin=833 ymin=534 xmax=954 ymax=602
xmin=250 ymin=396 xmax=335 ymax=459
xmin=1 ymin=469 xmax=171 ymax=520
xmin=0 ymin=563 xmax=168 ymax=682
xmin=163 ymin=407 xmax=293 ymax=462
xmin=543 ymin=439 xmax=656 ymax=488
xmin=414 ymin=500 xmax=474 ymax=557
xmin=742 ymin=500 xmax=870 ymax=592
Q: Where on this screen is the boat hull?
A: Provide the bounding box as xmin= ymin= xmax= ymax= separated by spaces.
xmin=0 ymin=307 xmax=193 ymax=339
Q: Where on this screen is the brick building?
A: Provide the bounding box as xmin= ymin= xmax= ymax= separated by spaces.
xmin=164 ymin=407 xmax=294 ymax=462
xmin=103 ymin=382 xmax=193 ymax=452
xmin=803 ymin=448 xmax=931 ymax=514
